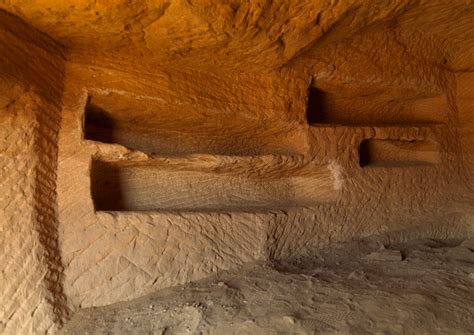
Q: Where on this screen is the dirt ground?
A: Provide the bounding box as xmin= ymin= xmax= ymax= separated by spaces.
xmin=60 ymin=238 xmax=474 ymax=334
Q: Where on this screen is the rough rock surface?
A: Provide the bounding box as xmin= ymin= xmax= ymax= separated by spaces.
xmin=0 ymin=1 xmax=473 ymax=333
xmin=61 ymin=239 xmax=474 ymax=334
xmin=0 ymin=11 xmax=68 ymax=334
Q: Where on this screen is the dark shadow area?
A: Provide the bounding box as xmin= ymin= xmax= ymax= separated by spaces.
xmin=306 ymin=87 xmax=329 ymax=124
xmin=359 ymin=140 xmax=371 ymax=167
xmin=90 ymin=160 xmax=125 ymax=211
xmin=84 ymin=102 xmax=116 ymax=144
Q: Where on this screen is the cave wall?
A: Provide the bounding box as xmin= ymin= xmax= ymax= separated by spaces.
xmin=56 ymin=50 xmax=474 ymax=310
xmin=57 ymin=61 xmax=317 ymax=307
xmin=0 ymin=11 xmax=68 ymax=334
xmin=54 ymin=2 xmax=474 ymax=311
xmin=0 ymin=1 xmax=474 ymax=333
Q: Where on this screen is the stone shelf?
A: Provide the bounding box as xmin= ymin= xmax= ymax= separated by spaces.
xmin=90 ymin=155 xmax=339 ymax=212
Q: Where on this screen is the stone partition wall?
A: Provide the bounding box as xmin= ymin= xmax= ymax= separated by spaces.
xmin=0 ymin=11 xmax=67 ymax=334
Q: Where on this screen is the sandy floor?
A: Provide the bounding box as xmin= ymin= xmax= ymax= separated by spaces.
xmin=61 ymin=238 xmax=474 ymax=334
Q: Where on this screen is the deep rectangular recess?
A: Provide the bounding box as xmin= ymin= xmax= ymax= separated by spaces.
xmin=306 ymin=87 xmax=447 ymax=126
xmin=83 ymin=93 xmax=303 ymax=156
xmin=359 ymin=139 xmax=440 ymax=168
xmin=90 ymin=158 xmax=337 ymax=212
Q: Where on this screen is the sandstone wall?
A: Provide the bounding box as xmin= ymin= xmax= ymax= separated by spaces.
xmin=0 ymin=1 xmax=473 ymax=333
xmin=57 ymin=63 xmax=320 ymax=307
xmin=56 ymin=53 xmax=474 ymax=310
xmin=0 ymin=11 xmax=67 ymax=334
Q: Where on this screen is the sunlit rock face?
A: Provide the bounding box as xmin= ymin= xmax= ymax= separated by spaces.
xmin=0 ymin=1 xmax=473 ymax=333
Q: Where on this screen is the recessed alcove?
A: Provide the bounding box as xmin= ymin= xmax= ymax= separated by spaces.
xmin=84 ymin=100 xmax=116 ymax=144
xmin=306 ymin=85 xmax=447 ymax=126
xmin=90 ymin=158 xmax=338 ymax=212
xmin=359 ymin=139 xmax=440 ymax=168
xmin=83 ymin=92 xmax=304 ymax=156
xmin=306 ymin=87 xmax=329 ymax=124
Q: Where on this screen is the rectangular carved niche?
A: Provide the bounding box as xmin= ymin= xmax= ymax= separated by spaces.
xmin=83 ymin=92 xmax=303 ymax=156
xmin=90 ymin=158 xmax=338 ymax=212
xmin=359 ymin=139 xmax=440 ymax=168
xmin=306 ymin=86 xmax=447 ymax=126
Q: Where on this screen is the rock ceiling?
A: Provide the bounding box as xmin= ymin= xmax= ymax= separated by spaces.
xmin=1 ymin=0 xmax=473 ymax=72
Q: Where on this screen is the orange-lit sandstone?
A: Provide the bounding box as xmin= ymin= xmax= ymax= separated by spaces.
xmin=0 ymin=1 xmax=473 ymax=333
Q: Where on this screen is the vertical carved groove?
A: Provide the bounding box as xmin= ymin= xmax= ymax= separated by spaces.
xmin=32 ymin=74 xmax=70 ymax=327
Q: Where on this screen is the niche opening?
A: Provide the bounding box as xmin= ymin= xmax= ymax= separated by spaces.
xmin=359 ymin=139 xmax=440 ymax=168
xmin=90 ymin=158 xmax=338 ymax=212
xmin=306 ymin=87 xmax=329 ymax=124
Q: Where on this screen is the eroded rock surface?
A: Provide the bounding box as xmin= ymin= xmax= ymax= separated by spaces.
xmin=0 ymin=1 xmax=473 ymax=333
xmin=60 ymin=239 xmax=474 ymax=334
